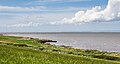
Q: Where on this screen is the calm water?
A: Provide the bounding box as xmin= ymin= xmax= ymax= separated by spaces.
xmin=8 ymin=33 xmax=120 ymax=52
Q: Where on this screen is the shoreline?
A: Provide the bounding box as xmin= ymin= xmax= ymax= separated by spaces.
xmin=4 ymin=33 xmax=120 ymax=52
xmin=0 ymin=34 xmax=120 ymax=53
xmin=0 ymin=35 xmax=120 ymax=62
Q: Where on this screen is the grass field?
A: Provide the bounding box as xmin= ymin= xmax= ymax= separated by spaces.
xmin=0 ymin=35 xmax=120 ymax=64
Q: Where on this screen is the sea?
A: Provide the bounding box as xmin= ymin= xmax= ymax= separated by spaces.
xmin=7 ymin=32 xmax=120 ymax=52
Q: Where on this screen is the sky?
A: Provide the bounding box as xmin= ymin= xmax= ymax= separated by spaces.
xmin=0 ymin=0 xmax=120 ymax=32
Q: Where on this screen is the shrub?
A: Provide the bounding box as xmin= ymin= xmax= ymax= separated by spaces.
xmin=67 ymin=52 xmax=73 ymax=54
xmin=52 ymin=49 xmax=60 ymax=52
xmin=93 ymin=55 xmax=120 ymax=61
xmin=13 ymin=44 xmax=29 ymax=47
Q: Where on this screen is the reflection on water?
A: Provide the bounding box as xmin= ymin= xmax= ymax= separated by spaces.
xmin=8 ymin=33 xmax=120 ymax=52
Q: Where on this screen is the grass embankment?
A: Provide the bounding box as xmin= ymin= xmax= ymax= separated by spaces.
xmin=0 ymin=35 xmax=120 ymax=64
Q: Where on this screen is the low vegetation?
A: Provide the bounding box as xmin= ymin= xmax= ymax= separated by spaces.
xmin=0 ymin=35 xmax=120 ymax=64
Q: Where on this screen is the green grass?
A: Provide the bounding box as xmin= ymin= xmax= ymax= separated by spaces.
xmin=0 ymin=35 xmax=120 ymax=64
xmin=0 ymin=45 xmax=120 ymax=64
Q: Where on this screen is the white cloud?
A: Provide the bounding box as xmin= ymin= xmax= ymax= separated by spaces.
xmin=8 ymin=22 xmax=42 ymax=27
xmin=3 ymin=13 xmax=74 ymax=27
xmin=0 ymin=6 xmax=46 ymax=11
xmin=0 ymin=5 xmax=88 ymax=12
xmin=56 ymin=0 xmax=120 ymax=24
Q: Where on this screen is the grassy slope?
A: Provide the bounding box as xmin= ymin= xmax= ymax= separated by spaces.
xmin=0 ymin=35 xmax=120 ymax=64
xmin=0 ymin=45 xmax=120 ymax=64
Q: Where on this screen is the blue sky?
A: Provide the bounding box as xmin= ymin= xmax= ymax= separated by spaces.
xmin=0 ymin=0 xmax=120 ymax=32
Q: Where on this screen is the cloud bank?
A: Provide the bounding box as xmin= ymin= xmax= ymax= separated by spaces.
xmin=59 ymin=0 xmax=120 ymax=24
xmin=7 ymin=22 xmax=41 ymax=27
xmin=0 ymin=6 xmax=46 ymax=11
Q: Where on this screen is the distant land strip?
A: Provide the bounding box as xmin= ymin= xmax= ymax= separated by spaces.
xmin=0 ymin=32 xmax=120 ymax=34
